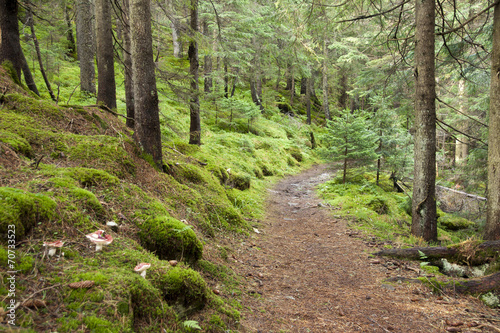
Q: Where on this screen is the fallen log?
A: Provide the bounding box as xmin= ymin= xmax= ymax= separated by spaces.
xmin=374 ymin=240 xmax=500 ymax=265
xmin=451 ymin=272 xmax=500 ymax=294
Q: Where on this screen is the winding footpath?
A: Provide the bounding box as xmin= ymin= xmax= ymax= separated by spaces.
xmin=233 ymin=165 xmax=499 ymax=333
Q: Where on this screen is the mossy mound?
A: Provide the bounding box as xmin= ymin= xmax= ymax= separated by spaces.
xmin=367 ymin=197 xmax=390 ymax=215
xmin=439 ymin=214 xmax=475 ymax=231
xmin=138 ymin=216 xmax=203 ymax=263
xmin=160 ymin=267 xmax=209 ymax=317
xmin=0 ymin=187 xmax=56 ymax=241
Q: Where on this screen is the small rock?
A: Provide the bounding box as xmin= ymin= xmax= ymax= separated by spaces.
xmin=381 ymin=284 xmax=395 ymax=291
xmin=445 ymin=327 xmax=461 ymax=332
xmin=106 ymin=221 xmax=119 ymax=232
xmin=169 ymin=260 xmax=178 ymax=267
xmin=365 ymin=295 xmax=372 ymax=300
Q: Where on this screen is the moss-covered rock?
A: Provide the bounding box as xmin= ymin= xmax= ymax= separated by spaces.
xmin=228 ymin=173 xmax=251 ymax=191
xmin=0 ymin=187 xmax=56 ymax=241
xmin=439 ymin=214 xmax=475 ymax=231
xmin=160 ymin=267 xmax=209 ymax=317
xmin=138 ymin=216 xmax=203 ymax=263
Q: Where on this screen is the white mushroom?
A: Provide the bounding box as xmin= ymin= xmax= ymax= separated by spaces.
xmin=43 ymin=240 xmax=64 ymax=256
xmin=134 ymin=263 xmax=151 ymax=278
xmin=86 ymin=230 xmax=113 ymax=251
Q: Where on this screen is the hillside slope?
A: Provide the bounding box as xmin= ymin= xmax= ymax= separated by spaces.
xmin=0 ymin=69 xmax=316 ymax=332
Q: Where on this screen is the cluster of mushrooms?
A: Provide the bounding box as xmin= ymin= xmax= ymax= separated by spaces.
xmin=42 ymin=229 xmax=178 ymax=279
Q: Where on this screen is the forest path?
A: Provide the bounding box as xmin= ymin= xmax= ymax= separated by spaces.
xmin=235 ymin=164 xmax=498 ymax=333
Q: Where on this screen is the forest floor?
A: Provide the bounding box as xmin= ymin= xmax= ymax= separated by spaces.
xmin=232 ymin=164 xmax=500 ymax=333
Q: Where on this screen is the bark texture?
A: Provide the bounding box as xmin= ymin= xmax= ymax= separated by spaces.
xmin=486 ymin=2 xmax=500 ymax=240
xmin=76 ymin=0 xmax=96 ymax=95
xmin=412 ymin=0 xmax=437 ymax=242
xmin=131 ymin=0 xmax=163 ymax=170
xmin=188 ymin=0 xmax=201 ymax=145
xmin=96 ymin=0 xmax=116 ymax=109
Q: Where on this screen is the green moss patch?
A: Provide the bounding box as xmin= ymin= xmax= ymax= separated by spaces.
xmin=138 ymin=216 xmax=203 ymax=263
xmin=161 ymin=267 xmax=209 ymax=317
xmin=0 ymin=187 xmax=56 ymax=241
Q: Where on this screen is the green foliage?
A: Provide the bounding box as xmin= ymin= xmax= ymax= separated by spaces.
xmin=321 ymin=109 xmax=378 ymax=182
xmin=183 ymin=320 xmax=202 ymax=331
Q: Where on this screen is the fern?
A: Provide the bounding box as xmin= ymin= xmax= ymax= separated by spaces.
xmin=183 ymin=320 xmax=201 ymax=330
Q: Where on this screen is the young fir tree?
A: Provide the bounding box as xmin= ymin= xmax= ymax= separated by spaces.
xmin=322 ymin=109 xmax=378 ymax=184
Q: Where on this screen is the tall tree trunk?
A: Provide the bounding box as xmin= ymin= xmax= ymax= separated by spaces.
xmin=64 ymin=1 xmax=77 ymax=59
xmin=412 ymin=0 xmax=437 ymax=242
xmin=322 ymin=39 xmax=330 ymax=120
xmin=224 ymin=59 xmax=229 ymax=98
xmin=26 ymin=2 xmax=56 ymax=101
xmin=486 ymin=2 xmax=500 ymax=240
xmin=188 ymin=0 xmax=201 ymax=145
xmin=96 ymin=0 xmax=116 ymax=109
xmin=290 ymin=65 xmax=295 ymax=106
xmin=300 ymin=77 xmax=307 ymax=95
xmin=0 ymin=0 xmax=39 ymax=95
xmin=76 ymin=0 xmax=96 ymax=95
xmin=131 ymin=0 xmax=163 ymax=170
xmin=306 ymin=77 xmax=312 ymax=125
xmin=455 ymin=80 xmax=468 ymax=165
xmin=203 ymin=20 xmax=212 ymax=94
xmin=339 ymin=69 xmax=348 ymax=110
xmin=122 ymin=0 xmax=134 ymax=128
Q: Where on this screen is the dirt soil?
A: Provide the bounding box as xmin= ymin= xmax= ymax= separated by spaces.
xmin=233 ymin=164 xmax=500 ymax=333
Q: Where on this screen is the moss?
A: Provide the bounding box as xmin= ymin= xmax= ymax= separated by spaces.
xmin=138 ymin=216 xmax=203 ymax=263
xmin=288 ymin=146 xmax=303 ymax=162
xmin=438 ymin=214 xmax=475 ymax=231
xmin=2 ymin=61 xmax=22 ymax=86
xmin=228 ymin=173 xmax=251 ymax=191
xmin=0 ymin=130 xmax=33 ymax=156
xmin=4 ymin=93 xmax=63 ymax=120
xmin=367 ymin=197 xmax=390 ymax=215
xmin=0 ymin=187 xmax=56 ymax=241
xmin=207 ymin=165 xmax=229 ymax=185
xmin=69 ymin=188 xmax=104 ymax=214
xmin=161 ymin=267 xmax=209 ymax=317
xmin=63 ymin=167 xmax=119 ymax=187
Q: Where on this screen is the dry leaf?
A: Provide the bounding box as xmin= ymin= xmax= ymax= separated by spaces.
xmin=23 ymin=299 xmax=47 ymax=308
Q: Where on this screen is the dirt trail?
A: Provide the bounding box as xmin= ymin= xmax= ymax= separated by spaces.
xmin=235 ymin=164 xmax=499 ymax=333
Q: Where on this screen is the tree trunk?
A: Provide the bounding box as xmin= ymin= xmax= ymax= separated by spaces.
xmin=224 ymin=59 xmax=229 ymax=98
xmin=203 ymin=20 xmax=212 ymax=94
xmin=290 ymin=65 xmax=295 ymax=106
xmin=122 ymin=0 xmax=134 ymax=128
xmin=322 ymin=39 xmax=330 ymax=121
xmin=64 ymin=1 xmax=77 ymax=59
xmin=26 ymin=2 xmax=56 ymax=101
xmin=0 ymin=0 xmax=39 ymax=95
xmin=76 ymin=0 xmax=96 ymax=95
xmin=486 ymin=2 xmax=500 ymax=240
xmin=306 ymin=77 xmax=311 ymax=125
xmin=455 ymin=80 xmax=468 ymax=165
xmin=374 ymin=240 xmax=500 ymax=266
xmin=131 ymin=0 xmax=163 ymax=170
xmin=96 ymin=0 xmax=116 ymax=109
xmin=188 ymin=0 xmax=201 ymax=145
xmin=412 ymin=0 xmax=437 ymax=242
xmin=452 ymin=272 xmax=500 ymax=294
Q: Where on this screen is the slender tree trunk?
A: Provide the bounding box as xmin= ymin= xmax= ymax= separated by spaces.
xmin=290 ymin=65 xmax=295 ymax=106
xmin=224 ymin=59 xmax=229 ymax=98
xmin=131 ymin=0 xmax=163 ymax=170
xmin=96 ymin=0 xmax=116 ymax=109
xmin=26 ymin=3 xmax=56 ymax=101
xmin=306 ymin=77 xmax=312 ymax=125
xmin=76 ymin=0 xmax=96 ymax=95
xmin=486 ymin=2 xmax=500 ymax=240
xmin=412 ymin=0 xmax=437 ymax=242
xmin=455 ymin=80 xmax=468 ymax=165
xmin=64 ymin=1 xmax=77 ymax=59
xmin=322 ymin=39 xmax=330 ymax=120
xmin=203 ymin=20 xmax=212 ymax=94
xmin=0 ymin=0 xmax=39 ymax=95
xmin=188 ymin=0 xmax=201 ymax=145
xmin=122 ymin=0 xmax=134 ymax=128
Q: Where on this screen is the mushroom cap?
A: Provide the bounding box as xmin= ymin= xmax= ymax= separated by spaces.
xmin=43 ymin=240 xmax=65 ymax=248
xmin=86 ymin=230 xmax=113 ymax=246
xmin=134 ymin=263 xmax=151 ymax=273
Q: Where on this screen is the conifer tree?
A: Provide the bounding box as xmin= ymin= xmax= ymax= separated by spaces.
xmin=321 ymin=109 xmax=378 ymax=184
